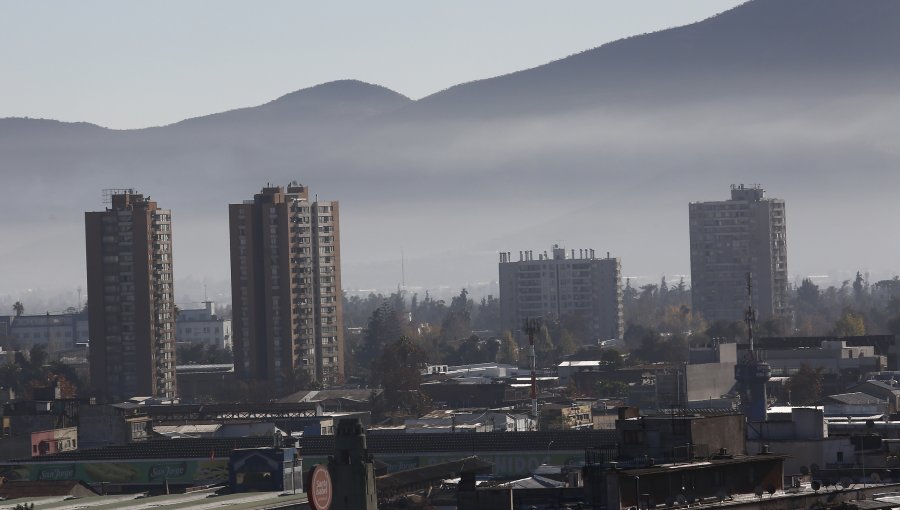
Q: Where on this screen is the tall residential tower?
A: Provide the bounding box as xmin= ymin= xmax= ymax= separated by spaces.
xmin=229 ymin=183 xmax=343 ymax=396
xmin=689 ymin=185 xmax=788 ymax=323
xmin=499 ymin=245 xmax=623 ymax=342
xmin=85 ymin=190 xmax=177 ymax=400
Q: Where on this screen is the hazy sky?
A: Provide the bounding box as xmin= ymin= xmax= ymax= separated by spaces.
xmin=1 ymin=1 xmax=744 ymax=129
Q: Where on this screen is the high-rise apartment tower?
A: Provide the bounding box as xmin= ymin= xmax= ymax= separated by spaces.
xmin=85 ymin=190 xmax=177 ymax=400
xmin=689 ymin=184 xmax=788 ymax=323
xmin=499 ymin=245 xmax=623 ymax=342
xmin=229 ymin=183 xmax=343 ymax=396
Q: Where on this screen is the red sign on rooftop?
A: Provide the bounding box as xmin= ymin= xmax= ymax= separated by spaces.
xmin=307 ymin=464 xmax=332 ymax=510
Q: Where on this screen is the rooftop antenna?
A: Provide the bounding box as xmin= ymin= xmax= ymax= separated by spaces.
xmin=745 ymin=272 xmax=756 ymax=353
xmin=524 ymin=317 xmax=542 ymax=429
xmin=734 ymin=271 xmax=771 ymax=424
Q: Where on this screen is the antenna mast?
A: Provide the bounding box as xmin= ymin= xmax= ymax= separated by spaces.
xmin=745 ymin=272 xmax=756 ymax=354
xmin=524 ymin=317 xmax=542 ymax=429
xmin=734 ymin=271 xmax=770 ymax=423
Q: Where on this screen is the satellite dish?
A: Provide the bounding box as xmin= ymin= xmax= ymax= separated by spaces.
xmin=811 ymin=480 xmax=821 ymax=492
xmin=767 ymin=485 xmax=776 ymax=495
xmin=755 ymin=486 xmax=765 ymax=498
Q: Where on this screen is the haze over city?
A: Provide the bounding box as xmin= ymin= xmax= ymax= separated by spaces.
xmin=2 ymin=0 xmax=898 ymax=309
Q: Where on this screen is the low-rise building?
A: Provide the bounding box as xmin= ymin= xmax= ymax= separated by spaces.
xmin=758 ymin=336 xmax=895 ymax=392
xmin=77 ymin=402 xmax=152 ymax=449
xmin=404 ymin=409 xmax=536 ymax=433
xmin=615 ymin=412 xmax=746 ymax=462
xmin=420 ymin=381 xmax=530 ymax=408
xmin=5 ymin=312 xmax=89 ymax=353
xmin=277 ymin=388 xmax=383 ymax=414
xmin=747 ymin=406 xmax=854 ymax=475
xmin=31 ymin=426 xmax=78 ymax=457
xmin=822 ymin=392 xmax=888 ymax=416
xmin=541 ymin=403 xmax=592 ymax=431
xmin=851 ymin=380 xmax=900 ymax=413
xmin=176 ymin=363 xmax=234 ymax=403
xmin=176 ymin=301 xmax=232 ymax=349
xmin=627 ymin=343 xmax=738 ymax=410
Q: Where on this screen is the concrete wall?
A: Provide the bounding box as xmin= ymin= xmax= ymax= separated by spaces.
xmin=747 ymin=437 xmax=851 ymax=475
xmin=686 ymin=362 xmax=736 ymax=402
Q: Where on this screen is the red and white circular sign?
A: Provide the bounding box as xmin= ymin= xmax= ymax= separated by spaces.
xmin=307 ymin=464 xmax=333 ymax=510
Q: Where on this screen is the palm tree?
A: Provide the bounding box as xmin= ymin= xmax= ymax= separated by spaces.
xmin=12 ymin=301 xmax=24 ymax=317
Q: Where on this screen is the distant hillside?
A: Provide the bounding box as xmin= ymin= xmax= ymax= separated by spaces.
xmin=168 ymin=79 xmax=412 ymax=128
xmin=405 ymin=0 xmax=900 ymax=118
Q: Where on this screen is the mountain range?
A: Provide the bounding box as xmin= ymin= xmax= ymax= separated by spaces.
xmin=4 ymin=0 xmax=900 ymax=299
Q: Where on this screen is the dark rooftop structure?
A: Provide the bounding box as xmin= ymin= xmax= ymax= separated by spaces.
xmin=824 ymin=392 xmax=885 ymax=406
xmin=20 ymin=436 xmax=274 ymax=462
xmin=301 ymin=429 xmax=617 ymax=456
xmin=147 ymin=402 xmax=320 ymax=423
xmin=758 ymin=335 xmax=898 ymax=368
xmin=0 ymin=480 xmax=99 ymax=500
xmin=376 ymin=456 xmax=493 ymax=498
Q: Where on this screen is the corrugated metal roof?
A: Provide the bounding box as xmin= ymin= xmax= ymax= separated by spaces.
xmin=825 ymin=392 xmax=885 ymax=405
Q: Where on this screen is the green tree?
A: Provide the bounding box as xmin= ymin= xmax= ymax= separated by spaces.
xmin=853 ymin=271 xmax=866 ymax=305
xmin=787 ymin=364 xmax=824 ymax=405
xmin=372 ymin=336 xmax=430 ymax=416
xmin=47 ymin=361 xmax=83 ymax=391
xmin=534 ymin=325 xmax=555 ymax=367
xmin=472 ymin=295 xmax=501 ymax=331
xmin=0 ymin=363 xmax=22 ymax=395
xmin=12 ymin=301 xmax=24 ymax=317
xmin=358 ymin=302 xmax=404 ymax=366
xmin=440 ymin=289 xmax=472 ymax=342
xmin=596 ymin=380 xmax=629 ymax=398
xmin=555 ymin=329 xmax=578 ymax=360
xmin=497 ymin=331 xmax=519 ymax=365
xmin=624 ymin=324 xmax=656 ymax=352
xmin=705 ymin=320 xmax=746 ymax=343
xmin=623 ymin=279 xmax=637 ymax=311
xmin=833 ymin=308 xmax=866 ymax=337
xmin=452 ymin=334 xmax=487 ymax=364
xmin=797 ymin=278 xmax=820 ymax=307
xmin=658 ymin=305 xmax=706 ymax=335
